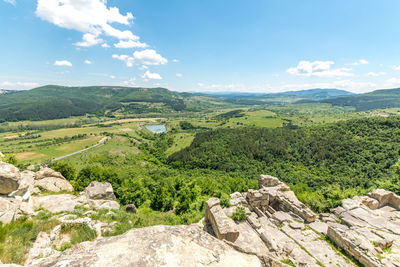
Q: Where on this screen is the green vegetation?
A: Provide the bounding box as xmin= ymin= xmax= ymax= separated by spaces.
xmin=0 ymin=211 xmax=58 ymax=264
xmin=321 ymin=87 xmax=400 ymax=111
xmin=230 ymin=207 xmax=248 ymax=221
xmin=281 ymin=258 xmax=296 ymax=267
xmin=170 ymin=116 xmax=400 ymax=211
xmin=60 ymin=223 xmax=97 ymax=244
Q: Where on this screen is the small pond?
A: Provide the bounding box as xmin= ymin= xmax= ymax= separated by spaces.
xmin=145 ymin=125 xmax=167 ymax=134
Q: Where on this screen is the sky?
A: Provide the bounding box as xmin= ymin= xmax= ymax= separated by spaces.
xmin=1 ymin=0 xmax=400 ymax=93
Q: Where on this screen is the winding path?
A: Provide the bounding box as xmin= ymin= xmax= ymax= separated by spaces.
xmin=52 ymin=136 xmax=110 ymax=162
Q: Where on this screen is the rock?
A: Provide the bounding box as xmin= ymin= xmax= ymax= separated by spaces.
xmin=88 ymin=199 xmax=120 ymax=210
xmin=205 ymin=198 xmax=239 ymax=242
xmin=84 ymin=181 xmax=116 ymax=200
xmin=0 ymin=197 xmax=21 ymax=224
xmin=35 ymin=167 xmax=64 ymax=180
xmin=0 ymin=161 xmax=21 ymax=195
xmin=27 ymin=165 xmax=36 ymax=171
xmin=30 ymin=225 xmax=263 ymax=267
xmin=229 ymin=192 xmax=248 ymax=207
xmin=377 ymin=238 xmax=393 ymax=249
xmin=271 ymin=211 xmax=293 ymax=225
xmin=26 ymin=231 xmax=60 ymax=265
xmin=125 ymin=204 xmax=137 ymax=213
xmin=34 ymin=177 xmax=74 ymax=192
xmin=9 ymin=170 xmax=35 ymax=200
xmin=309 ymin=221 xmax=328 ymax=235
xmin=368 ymin=188 xmax=400 ymax=209
xmin=32 ymin=194 xmax=80 ymax=213
xmin=289 ymin=222 xmax=304 ymax=230
xmin=246 ymin=212 xmax=261 ymax=229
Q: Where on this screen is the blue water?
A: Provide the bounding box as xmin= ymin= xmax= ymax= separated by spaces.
xmin=145 ymin=125 xmax=167 ymax=134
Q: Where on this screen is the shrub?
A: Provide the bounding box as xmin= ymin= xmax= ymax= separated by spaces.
xmin=230 ymin=207 xmax=247 ymax=221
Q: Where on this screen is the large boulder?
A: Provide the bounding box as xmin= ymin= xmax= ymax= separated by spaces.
xmin=84 ymin=181 xmax=116 ymax=200
xmin=35 ymin=167 xmax=64 ymax=180
xmin=205 ymin=198 xmax=239 ymax=242
xmin=30 ymin=225 xmax=263 ymax=267
xmin=0 ymin=161 xmax=21 ymax=195
xmin=34 ymin=177 xmax=74 ymax=192
xmin=32 ymin=194 xmax=82 ymax=213
xmin=9 ymin=170 xmax=35 ymax=200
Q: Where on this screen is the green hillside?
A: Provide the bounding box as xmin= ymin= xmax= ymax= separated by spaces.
xmin=0 ymin=85 xmax=210 ymax=121
xmin=169 ymin=116 xmax=400 ymax=211
xmin=321 ymin=87 xmax=400 ymax=111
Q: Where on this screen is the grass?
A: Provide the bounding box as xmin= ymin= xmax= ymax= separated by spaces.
xmin=281 ymin=258 xmax=295 ymax=267
xmin=60 ymin=223 xmax=97 ymax=245
xmin=0 ymin=211 xmax=59 ymax=265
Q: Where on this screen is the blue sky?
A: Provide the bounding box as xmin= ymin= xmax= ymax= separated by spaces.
xmin=1 ymin=0 xmax=400 ymax=93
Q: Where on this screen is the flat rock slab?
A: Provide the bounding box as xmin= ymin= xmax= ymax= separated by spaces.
xmin=30 ymin=225 xmax=263 ymax=267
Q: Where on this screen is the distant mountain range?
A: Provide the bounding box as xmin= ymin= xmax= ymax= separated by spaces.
xmin=318 ymin=88 xmax=400 ymax=111
xmin=197 ymin=88 xmax=355 ymax=105
xmin=1 ymin=85 xmax=400 ymax=122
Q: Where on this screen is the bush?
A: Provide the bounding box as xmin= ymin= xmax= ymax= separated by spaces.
xmin=230 ymin=207 xmax=247 ymax=221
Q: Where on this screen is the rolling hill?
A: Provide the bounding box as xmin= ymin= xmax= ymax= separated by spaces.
xmin=197 ymin=88 xmax=354 ymax=105
xmin=319 ymin=87 xmax=400 ymax=111
xmin=0 ymin=85 xmax=195 ymax=121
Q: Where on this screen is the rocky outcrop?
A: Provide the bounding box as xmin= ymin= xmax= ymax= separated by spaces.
xmin=33 ymin=167 xmax=73 ymax=192
xmin=83 ymin=181 xmax=116 ymax=200
xmin=31 ymin=224 xmax=263 ymax=267
xmin=328 ymin=192 xmax=400 ymax=266
xmin=0 ymin=161 xmax=21 ymax=195
xmin=205 ymin=198 xmax=240 ymax=242
xmin=249 ymin=175 xmax=317 ymax=223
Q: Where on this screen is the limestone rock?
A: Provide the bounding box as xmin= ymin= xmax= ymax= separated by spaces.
xmin=0 ymin=197 xmax=21 ymax=224
xmin=0 ymin=161 xmax=21 ymax=195
xmin=205 ymin=198 xmax=239 ymax=242
xmin=30 ymin=225 xmax=263 ymax=267
xmin=32 ymin=194 xmax=80 ymax=213
xmin=88 ymin=199 xmax=120 ymax=210
xmin=125 ymin=203 xmax=137 ymax=213
xmin=34 ymin=177 xmax=73 ymax=192
xmin=84 ymin=181 xmax=116 ymax=200
xmin=35 ymin=167 xmax=64 ymax=180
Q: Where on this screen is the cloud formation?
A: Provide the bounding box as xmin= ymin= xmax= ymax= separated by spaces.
xmin=346 ymin=59 xmax=369 ymax=66
xmin=36 ymin=0 xmax=141 ymax=47
xmin=1 ymin=81 xmax=39 ymax=89
xmin=114 ymin=40 xmax=147 ymax=49
xmin=287 ymin=60 xmax=353 ymax=77
xmin=84 ymin=60 xmax=92 ymax=65
xmin=112 ymin=49 xmax=167 ymax=67
xmin=54 ymin=60 xmax=72 ymax=67
xmin=142 ymin=70 xmax=162 ymax=80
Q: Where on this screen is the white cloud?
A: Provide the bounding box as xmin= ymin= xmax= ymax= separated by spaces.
xmin=172 ymin=59 xmax=179 ymax=63
xmin=197 ymin=83 xmax=204 ymax=87
xmin=385 ymin=78 xmax=400 ymax=88
xmin=36 ymin=0 xmax=141 ymax=47
xmin=112 ymin=49 xmax=167 ymax=67
xmin=139 ymin=65 xmax=148 ymax=70
xmin=109 ymin=75 xmax=116 ymax=79
xmin=84 ymin=60 xmax=92 ymax=65
xmin=346 ymin=59 xmax=369 ymax=66
xmin=395 ymin=66 xmax=400 ymax=71
xmin=114 ymin=40 xmax=147 ymax=49
xmin=54 ymin=60 xmax=72 ymax=67
xmin=1 ymin=81 xmax=39 ymax=89
xmin=74 ymin=33 xmax=103 ymax=47
xmin=3 ymin=0 xmax=15 ymax=5
xmin=133 ymin=49 xmax=167 ymax=65
xmin=287 ymin=60 xmax=353 ymax=77
xmin=101 ymin=43 xmax=110 ymax=48
xmin=121 ymin=77 xmax=137 ymax=87
xmin=142 ymin=70 xmax=162 ymax=80
xmin=367 ymin=72 xmax=386 ymax=77
xmin=176 ymin=73 xmax=183 ymax=77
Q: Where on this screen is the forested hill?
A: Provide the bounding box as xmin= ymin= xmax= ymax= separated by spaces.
xmin=319 ymin=87 xmax=400 ymax=111
xmin=0 ymin=85 xmax=192 ymax=121
xmin=169 ymin=116 xmax=400 ymax=211
xmin=197 ymin=88 xmax=354 ymax=105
